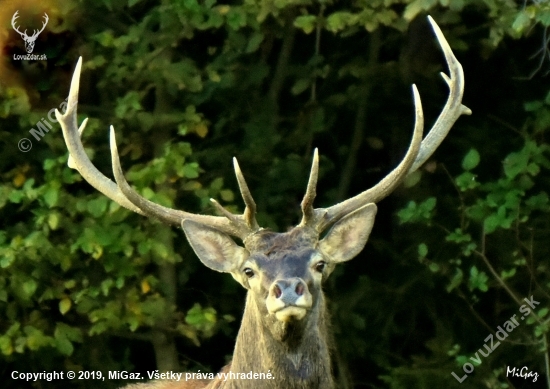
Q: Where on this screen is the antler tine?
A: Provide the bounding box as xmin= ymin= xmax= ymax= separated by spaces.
xmin=299 ymin=148 xmax=319 ymax=227
xmin=34 ymin=13 xmax=49 ymax=37
xmin=109 ymin=126 xmax=185 ymax=226
xmin=309 ymin=85 xmax=424 ymax=232
xmin=233 ymin=158 xmax=260 ymax=230
xmin=209 ymin=198 xmax=256 ymax=238
xmin=305 ymin=16 xmax=469 ymax=233
xmin=56 ymin=57 xmax=145 ymax=215
xmin=11 ymin=11 xmax=23 ymax=36
xmin=109 ymin=128 xmax=251 ymax=238
xmin=409 ymin=16 xmax=471 ymax=173
xmin=58 ymin=57 xmax=251 ymax=239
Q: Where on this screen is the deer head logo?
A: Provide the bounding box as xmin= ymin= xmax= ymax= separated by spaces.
xmin=11 ymin=11 xmax=49 ymax=54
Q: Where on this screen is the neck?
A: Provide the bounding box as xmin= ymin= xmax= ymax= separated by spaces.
xmin=219 ymin=293 xmax=334 ymax=389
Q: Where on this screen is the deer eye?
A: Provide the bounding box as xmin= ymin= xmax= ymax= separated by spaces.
xmin=315 ymin=261 xmax=326 ymax=273
xmin=243 ymin=268 xmax=255 ymax=278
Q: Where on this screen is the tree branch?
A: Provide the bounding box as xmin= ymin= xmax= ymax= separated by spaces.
xmin=336 ymin=29 xmax=381 ymax=201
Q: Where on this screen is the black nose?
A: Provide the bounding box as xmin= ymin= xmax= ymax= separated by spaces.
xmin=271 ymin=278 xmax=306 ymax=305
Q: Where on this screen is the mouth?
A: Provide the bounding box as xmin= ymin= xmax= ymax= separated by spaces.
xmin=273 ymin=306 xmax=308 ymax=322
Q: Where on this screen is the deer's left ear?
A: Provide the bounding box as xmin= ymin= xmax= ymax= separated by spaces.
xmin=182 ymin=219 xmax=249 ymax=273
xmin=317 ymin=203 xmax=377 ymax=263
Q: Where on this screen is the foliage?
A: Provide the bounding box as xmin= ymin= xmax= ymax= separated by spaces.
xmin=396 ymin=93 xmax=550 ymax=387
xmin=1 ymin=0 xmax=550 ymax=388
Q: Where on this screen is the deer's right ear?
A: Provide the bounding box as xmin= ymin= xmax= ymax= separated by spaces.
xmin=181 ymin=220 xmax=249 ymax=273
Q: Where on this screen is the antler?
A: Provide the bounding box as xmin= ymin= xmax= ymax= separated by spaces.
xmin=11 ymin=11 xmax=48 ymax=39
xmin=11 ymin=11 xmax=25 ymax=37
xmin=56 ymin=57 xmax=259 ymax=240
xmin=300 ymin=16 xmax=471 ymax=233
xmin=299 ymin=148 xmax=319 ymax=227
xmin=31 ymin=13 xmax=49 ymax=39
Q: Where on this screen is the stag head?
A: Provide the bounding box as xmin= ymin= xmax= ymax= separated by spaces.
xmin=11 ymin=11 xmax=49 ymax=53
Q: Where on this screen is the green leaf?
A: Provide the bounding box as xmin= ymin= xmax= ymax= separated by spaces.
xmin=455 ymin=171 xmax=479 ymax=191
xmin=43 ymin=186 xmax=59 ymax=208
xmin=397 ymin=197 xmax=436 ymax=224
xmin=54 ymin=323 xmax=81 ymax=356
xmin=183 ymin=163 xmax=200 ymax=179
xmin=291 ymin=78 xmax=311 ymax=95
xmin=138 ymin=240 xmax=151 ymax=255
xmin=512 ymin=11 xmax=531 ymax=33
xmin=403 ymin=170 xmax=421 ymax=188
xmin=463 ymin=242 xmax=477 ymax=256
xmin=446 ymin=228 xmax=471 ymax=243
xmin=326 ymin=12 xmax=352 ymax=33
xmin=152 ymin=241 xmax=169 ymax=259
xmin=87 ymin=197 xmax=108 ymax=217
xmin=294 ymin=15 xmax=316 ymax=34
xmin=538 ymin=9 xmax=550 ymax=26
xmin=526 ymin=192 xmax=549 ymax=210
xmin=1 ymin=252 xmax=16 ymax=268
xmin=64 ymin=280 xmax=76 ymax=289
xmin=483 ymin=214 xmax=500 ymax=234
xmin=128 ymin=316 xmax=140 ymax=332
xmin=461 ymin=149 xmax=480 ymax=171
xmin=468 ymin=266 xmax=489 ymax=292
xmin=526 ymin=162 xmax=540 ymax=176
xmin=115 ymin=91 xmax=142 ymax=119
xmin=428 ymin=263 xmax=440 ymax=273
xmin=22 ymin=280 xmax=38 ymax=299
xmin=219 ymin=189 xmax=234 ymax=202
xmin=446 ymin=268 xmax=463 ymax=292
xmin=210 ymin=177 xmax=224 ymax=191
xmin=226 ymin=8 xmax=246 ymax=30
xmin=418 ymin=243 xmax=428 ymax=259
xmin=101 ymin=279 xmax=114 ymax=296
xmin=0 ymin=335 xmax=13 ymax=355
xmin=54 ymin=334 xmax=73 ymax=356
xmin=503 ymin=149 xmax=529 ymax=179
xmin=500 ymin=268 xmax=516 ymax=280
xmin=246 ymin=33 xmax=264 ymax=53
xmin=47 ymin=212 xmax=60 ymax=230
xmin=185 ymin=303 xmax=217 ymax=333
xmin=93 ymin=31 xmax=114 ymax=47
xmin=404 ymin=0 xmax=437 ymax=22
xmin=524 ymin=100 xmax=543 ymax=112
xmin=59 ymin=298 xmax=72 ymax=315
xmin=24 ymin=326 xmax=54 ymax=350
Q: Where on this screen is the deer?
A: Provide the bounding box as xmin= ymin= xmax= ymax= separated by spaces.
xmin=56 ymin=15 xmax=470 ymax=389
xmin=11 ymin=10 xmax=49 ymax=54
